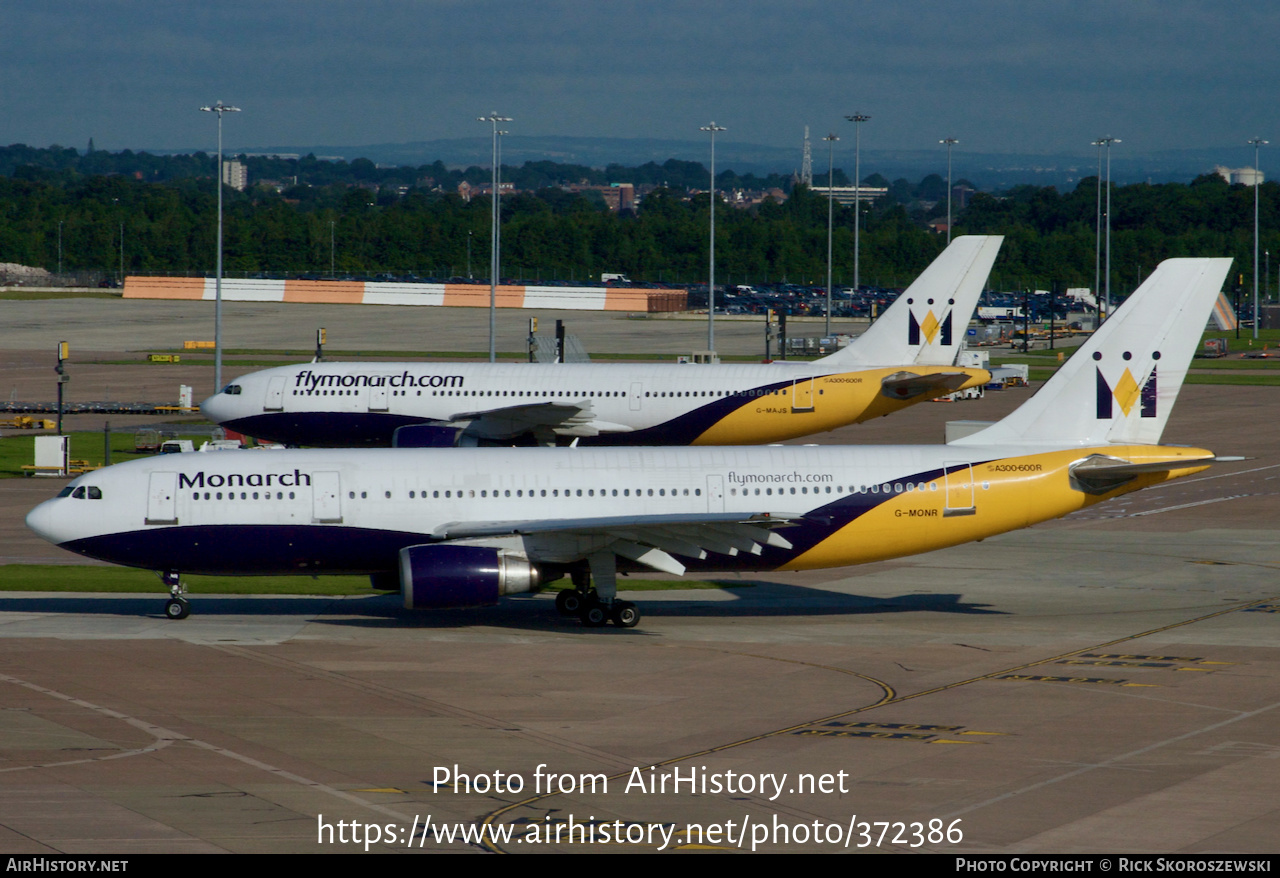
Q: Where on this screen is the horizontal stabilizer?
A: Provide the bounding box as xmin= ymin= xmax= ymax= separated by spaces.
xmin=880 ymin=369 xmax=989 ymax=400
xmin=1068 ymin=453 xmax=1217 ymax=494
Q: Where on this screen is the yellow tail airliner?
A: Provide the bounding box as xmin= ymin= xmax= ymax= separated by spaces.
xmin=27 ymin=258 xmax=1231 ymax=627
xmin=200 ymin=236 xmax=1003 ymax=447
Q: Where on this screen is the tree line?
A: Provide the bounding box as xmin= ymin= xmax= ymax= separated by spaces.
xmin=0 ymin=144 xmax=1275 ymax=294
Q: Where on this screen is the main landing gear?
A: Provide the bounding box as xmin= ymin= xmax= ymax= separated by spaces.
xmin=554 ymin=558 xmax=640 ymax=629
xmin=160 ymin=570 xmax=190 ymax=620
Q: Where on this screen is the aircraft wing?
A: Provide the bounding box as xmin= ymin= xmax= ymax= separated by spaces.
xmin=880 ymin=369 xmax=990 ymax=400
xmin=430 ymin=511 xmax=800 ymax=575
xmin=394 ymin=400 xmax=611 ymax=446
xmin=450 ymin=400 xmax=601 ymax=438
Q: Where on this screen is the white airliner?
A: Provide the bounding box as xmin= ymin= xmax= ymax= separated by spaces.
xmin=28 ymin=257 xmax=1231 ymax=628
xmin=200 ymin=236 xmax=1004 ymax=447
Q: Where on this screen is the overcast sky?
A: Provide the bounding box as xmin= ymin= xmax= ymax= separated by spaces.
xmin=4 ymin=1 xmax=1277 ymax=163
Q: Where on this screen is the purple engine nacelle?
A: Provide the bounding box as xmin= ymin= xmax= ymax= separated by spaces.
xmin=399 ymin=544 xmax=544 ymax=609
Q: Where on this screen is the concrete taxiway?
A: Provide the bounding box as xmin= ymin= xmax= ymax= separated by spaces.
xmin=0 ymin=298 xmax=1277 ymax=853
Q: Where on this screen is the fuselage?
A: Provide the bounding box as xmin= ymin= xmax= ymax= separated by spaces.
xmin=200 ymin=361 xmax=990 ymax=447
xmin=27 ymin=442 xmax=1211 ymax=579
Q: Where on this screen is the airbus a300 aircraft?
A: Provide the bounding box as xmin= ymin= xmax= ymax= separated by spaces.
xmin=27 ymin=257 xmax=1231 ymax=628
xmin=200 ymin=236 xmax=1003 ymax=447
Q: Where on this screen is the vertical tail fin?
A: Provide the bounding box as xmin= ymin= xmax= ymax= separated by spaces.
xmin=819 ymin=235 xmax=1003 ymax=367
xmin=951 ymin=257 xmax=1232 ymax=448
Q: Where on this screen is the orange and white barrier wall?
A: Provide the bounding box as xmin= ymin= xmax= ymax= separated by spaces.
xmin=123 ymin=277 xmax=687 ymax=312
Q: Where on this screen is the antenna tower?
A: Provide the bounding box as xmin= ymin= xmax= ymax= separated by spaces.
xmin=801 ymin=126 xmax=813 ymax=186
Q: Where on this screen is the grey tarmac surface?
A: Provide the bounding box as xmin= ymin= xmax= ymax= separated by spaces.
xmin=0 ymin=297 xmax=1277 ymax=854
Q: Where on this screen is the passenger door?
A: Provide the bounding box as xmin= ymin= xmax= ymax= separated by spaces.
xmin=312 ymin=472 xmax=343 ymax=523
xmin=145 ymin=472 xmax=178 ymax=525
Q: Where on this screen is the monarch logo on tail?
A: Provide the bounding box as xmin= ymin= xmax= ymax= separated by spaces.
xmin=906 ymin=298 xmax=954 ymax=346
xmin=1095 ymin=350 xmax=1159 ymax=419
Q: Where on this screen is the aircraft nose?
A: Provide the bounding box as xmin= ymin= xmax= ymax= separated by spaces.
xmin=25 ymin=498 xmax=64 ymax=545
xmin=200 ymin=392 xmax=232 ymax=422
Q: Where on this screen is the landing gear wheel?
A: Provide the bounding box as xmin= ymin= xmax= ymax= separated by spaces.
xmin=610 ymin=601 xmax=640 ymax=629
xmin=579 ymin=603 xmax=608 ymax=628
xmin=165 ymin=598 xmax=190 ymax=620
xmin=556 ymin=589 xmax=583 ymax=616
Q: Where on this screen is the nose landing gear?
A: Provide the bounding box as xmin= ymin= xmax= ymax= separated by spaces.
xmin=160 ymin=570 xmax=190 ymax=620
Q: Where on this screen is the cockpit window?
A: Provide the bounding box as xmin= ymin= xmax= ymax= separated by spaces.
xmin=57 ymin=487 xmax=73 ymax=498
xmin=87 ymin=486 xmax=102 ymax=499
xmin=71 ymin=486 xmax=86 ymax=499
xmin=221 ymin=384 xmax=243 ymax=395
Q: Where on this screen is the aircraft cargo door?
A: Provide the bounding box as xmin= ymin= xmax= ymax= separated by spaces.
xmin=264 ymin=377 xmax=286 ymax=411
xmin=312 ymin=472 xmax=342 ymax=523
xmin=146 ymin=472 xmax=178 ymax=525
xmin=943 ymin=462 xmax=976 ymax=517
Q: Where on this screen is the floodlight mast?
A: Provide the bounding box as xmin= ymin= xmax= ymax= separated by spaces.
xmin=700 ymin=122 xmax=726 ymax=353
xmin=845 ymin=114 xmax=870 ymax=297
xmin=940 ymin=137 xmax=958 ymax=244
xmin=1094 ymin=136 xmax=1120 ymax=324
xmin=823 ymin=133 xmax=839 ymax=335
xmin=1249 ymin=137 xmax=1268 ymax=340
xmin=479 ymin=113 xmax=512 ymax=363
xmin=199 ymin=100 xmax=241 ymax=394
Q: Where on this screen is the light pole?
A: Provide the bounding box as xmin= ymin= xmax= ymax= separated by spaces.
xmin=823 ymin=133 xmax=839 ymax=335
xmin=1249 ymin=137 xmax=1268 ymax=340
xmin=845 ymin=114 xmax=869 ymax=295
xmin=199 ymin=100 xmax=240 ymax=394
xmin=329 ymin=219 xmax=335 ymax=278
xmin=1092 ymin=139 xmax=1104 ymax=322
xmin=479 ymin=112 xmax=511 ymax=363
xmin=1095 ymin=136 xmax=1119 ymax=324
xmin=57 ymin=220 xmax=63 ymax=275
xmin=701 ymin=121 xmax=726 ymax=353
xmin=940 ymin=137 xmax=958 ymax=244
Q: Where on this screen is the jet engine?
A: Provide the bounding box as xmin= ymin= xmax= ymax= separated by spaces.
xmin=399 ymin=544 xmax=544 ymax=609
